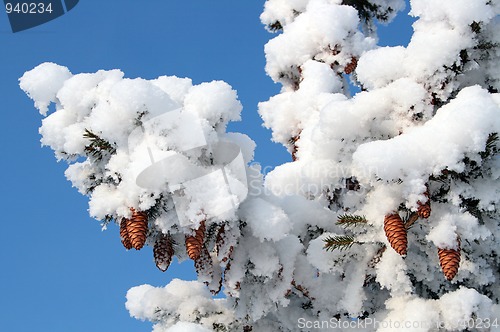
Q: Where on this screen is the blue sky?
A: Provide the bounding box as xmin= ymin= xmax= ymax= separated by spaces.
xmin=0 ymin=1 xmax=414 ymax=331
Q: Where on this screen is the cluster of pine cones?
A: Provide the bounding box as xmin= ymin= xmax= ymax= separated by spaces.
xmin=119 ymin=210 xmax=232 ymax=294
xmin=119 ymin=209 xmax=203 ymax=272
xmin=383 ymin=191 xmax=461 ymax=281
xmin=119 ymin=208 xmax=177 ymax=272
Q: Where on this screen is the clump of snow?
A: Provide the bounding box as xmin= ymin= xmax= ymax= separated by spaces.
xmin=152 ymin=75 xmax=193 ymax=105
xmin=307 ymin=233 xmax=345 ymax=274
xmin=376 ymin=248 xmax=412 ymax=296
xmin=264 ymin=0 xmax=374 ymax=84
xmin=356 ymin=46 xmax=406 ymax=89
xmin=427 ymin=215 xmax=458 ymax=249
xmin=183 ymin=81 xmax=242 ymax=129
xmin=382 ymin=296 xmax=440 ymax=332
xmin=19 ymin=62 xmax=72 ymax=115
xmin=352 ymin=86 xmax=500 ymax=183
xmin=126 ymin=279 xmax=235 ymax=330
xmin=260 ymin=0 xmax=310 ymax=29
xmin=239 ymin=197 xmax=292 ymax=241
xmin=409 ymin=0 xmax=495 ymax=26
xmin=438 ymin=287 xmax=493 ymax=330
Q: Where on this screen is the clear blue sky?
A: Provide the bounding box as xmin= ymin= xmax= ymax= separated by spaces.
xmin=0 ymin=1 xmax=414 ymax=331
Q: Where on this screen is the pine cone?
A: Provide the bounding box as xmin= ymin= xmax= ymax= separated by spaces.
xmin=125 ymin=209 xmax=148 ymax=250
xmin=119 ymin=219 xmax=132 ymax=250
xmin=438 ymin=238 xmax=461 ymax=281
xmin=185 ymin=220 xmax=206 ymax=260
xmin=344 ymin=57 xmax=358 ymax=74
xmin=384 ymin=213 xmax=407 ymax=255
xmin=154 ymin=234 xmax=174 ymax=272
xmin=417 ymin=190 xmax=431 ymax=219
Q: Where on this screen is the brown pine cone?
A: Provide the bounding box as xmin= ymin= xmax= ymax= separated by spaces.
xmin=126 ymin=209 xmax=148 ymax=250
xmin=384 ymin=213 xmax=407 ymax=256
xmin=186 ymin=220 xmax=206 ymax=260
xmin=344 ymin=57 xmax=358 ymax=74
xmin=154 ymin=233 xmax=175 ymax=272
xmin=417 ymin=190 xmax=431 ymax=219
xmin=438 ymin=238 xmax=461 ymax=281
xmin=119 ymin=219 xmax=132 ymax=250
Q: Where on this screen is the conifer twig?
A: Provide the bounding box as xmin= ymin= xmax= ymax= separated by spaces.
xmin=323 ymin=235 xmax=356 ymax=251
xmin=479 ymin=132 xmax=498 ymax=159
xmin=291 ymin=279 xmax=315 ymax=300
xmin=336 ymin=214 xmax=368 ymax=228
xmin=83 ymin=129 xmax=116 ymax=159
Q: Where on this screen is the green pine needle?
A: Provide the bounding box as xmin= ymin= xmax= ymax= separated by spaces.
xmin=83 ymin=129 xmax=116 ymax=159
xmin=268 ymin=21 xmax=283 ymax=32
xmin=336 ymin=214 xmax=368 ymax=227
xmin=480 ymin=132 xmax=498 ymax=159
xmin=323 ymin=235 xmax=356 ymax=251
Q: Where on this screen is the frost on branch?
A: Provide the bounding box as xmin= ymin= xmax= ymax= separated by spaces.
xmin=22 ymin=0 xmax=500 ymax=330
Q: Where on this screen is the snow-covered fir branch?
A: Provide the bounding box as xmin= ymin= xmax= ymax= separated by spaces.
xmin=21 ymin=0 xmax=500 ymax=331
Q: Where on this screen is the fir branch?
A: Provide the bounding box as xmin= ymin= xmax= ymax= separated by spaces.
xmin=268 ymin=21 xmax=283 ymax=32
xmin=336 ymin=214 xmax=368 ymax=227
xmin=479 ymin=133 xmax=498 ymax=159
xmin=323 ymin=235 xmax=356 ymax=251
xmin=460 ymin=196 xmax=483 ymax=224
xmin=83 ymin=129 xmax=116 ymax=160
xmin=100 ymin=214 xmax=114 ymax=230
xmin=291 ymin=279 xmax=315 ymax=300
xmin=86 ymin=174 xmax=121 ymax=195
xmin=146 ymin=194 xmax=169 ymax=220
xmin=368 ymin=245 xmax=387 ymax=268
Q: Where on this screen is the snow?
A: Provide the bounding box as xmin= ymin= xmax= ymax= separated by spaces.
xmin=21 ymin=62 xmax=252 ymax=226
xmin=375 ymin=249 xmax=413 ymax=296
xmin=163 ymin=322 xmax=211 ymax=332
xmin=356 ymin=46 xmax=406 ymax=89
xmin=425 ymin=212 xmax=459 ymax=249
xmin=260 ymin=0 xmax=311 ymax=29
xmin=184 ymin=81 xmax=242 ymax=130
xmin=307 ymin=233 xmax=343 ymax=274
xmin=352 ymin=86 xmax=500 ymax=183
xmin=382 ymin=296 xmax=440 ymax=332
xmin=22 ymin=0 xmax=500 ymax=330
xmin=19 ymin=62 xmax=72 ymax=115
xmin=409 ymin=0 xmax=496 ymax=26
xmin=152 ymin=75 xmax=193 ymax=105
xmin=126 ymin=279 xmax=235 ymax=330
xmin=438 ymin=287 xmax=493 ymax=330
xmin=263 ymin=0 xmax=375 ymax=84
xmin=239 ymin=197 xmax=292 ymax=242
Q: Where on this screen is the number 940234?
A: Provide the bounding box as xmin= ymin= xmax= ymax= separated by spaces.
xmin=5 ymin=2 xmax=54 ymax=14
